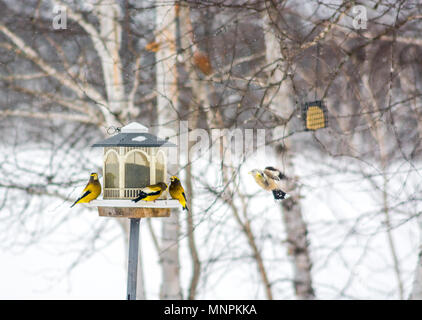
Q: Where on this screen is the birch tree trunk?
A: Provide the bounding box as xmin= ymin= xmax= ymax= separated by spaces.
xmin=155 ymin=0 xmax=182 ymax=300
xmin=263 ymin=4 xmax=315 ymax=300
xmin=53 ymin=0 xmax=146 ymax=298
xmin=177 ymin=5 xmax=203 ymax=300
xmin=93 ymin=1 xmax=146 ymax=299
xmin=95 ymin=0 xmax=126 ymax=115
xmin=410 ymin=215 xmax=422 ymax=299
xmin=51 ymin=0 xmax=125 ymax=127
xmin=409 ymin=97 xmax=422 ymax=300
xmin=360 ymin=73 xmax=404 ymax=299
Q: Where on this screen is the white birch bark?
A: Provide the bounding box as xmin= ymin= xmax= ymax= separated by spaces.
xmin=263 ymin=6 xmax=315 ymax=300
xmin=94 ymin=0 xmax=126 ymax=115
xmin=1 ymin=0 xmax=148 ymax=298
xmin=95 ymin=0 xmax=147 ymax=299
xmin=53 ymin=0 xmax=145 ymax=298
xmin=155 ymin=1 xmax=182 ymax=300
xmin=410 ymin=215 xmax=422 ymax=299
xmin=410 ymin=97 xmax=422 ymax=300
xmin=177 ymin=5 xmax=202 ymax=300
xmin=52 ymin=0 xmax=125 ymax=127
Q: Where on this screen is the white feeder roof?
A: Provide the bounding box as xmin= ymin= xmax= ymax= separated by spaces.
xmin=120 ymin=122 xmax=149 ymax=133
xmin=91 ymin=122 xmax=176 ymax=148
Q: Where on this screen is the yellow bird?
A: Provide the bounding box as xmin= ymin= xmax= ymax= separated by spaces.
xmin=248 ymin=167 xmax=288 ymax=200
xmin=71 ymin=173 xmax=102 ymax=207
xmin=132 ymin=182 xmax=167 ymax=202
xmin=169 ymin=176 xmax=188 ymax=211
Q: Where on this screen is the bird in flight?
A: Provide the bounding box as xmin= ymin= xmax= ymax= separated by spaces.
xmin=248 ymin=167 xmax=289 ymax=200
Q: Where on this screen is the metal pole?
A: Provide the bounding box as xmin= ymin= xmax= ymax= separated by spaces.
xmin=127 ymin=218 xmax=140 ymax=300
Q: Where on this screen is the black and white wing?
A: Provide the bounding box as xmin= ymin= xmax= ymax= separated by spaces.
xmin=264 ymin=167 xmax=289 ymax=196
xmin=264 ymin=167 xmax=287 ymax=181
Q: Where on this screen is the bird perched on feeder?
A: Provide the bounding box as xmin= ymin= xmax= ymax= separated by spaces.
xmin=248 ymin=167 xmax=289 ymax=200
xmin=169 ymin=176 xmax=188 ymax=211
xmin=70 ymin=173 xmax=102 ymax=207
xmin=132 ymin=182 xmax=168 ymax=203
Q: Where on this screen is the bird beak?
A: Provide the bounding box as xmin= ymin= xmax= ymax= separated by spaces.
xmin=248 ymin=171 xmax=252 ymax=175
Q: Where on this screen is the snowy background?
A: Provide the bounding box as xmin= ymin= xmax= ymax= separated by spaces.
xmin=0 ymin=0 xmax=422 ymax=300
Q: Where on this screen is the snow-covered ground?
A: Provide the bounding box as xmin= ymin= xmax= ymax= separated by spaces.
xmin=0 ymin=144 xmax=420 ymax=299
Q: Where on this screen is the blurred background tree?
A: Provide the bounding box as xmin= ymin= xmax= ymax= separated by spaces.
xmin=0 ymin=0 xmax=422 ymax=299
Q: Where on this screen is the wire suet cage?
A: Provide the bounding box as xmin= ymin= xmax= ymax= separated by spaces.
xmin=302 ymin=100 xmax=328 ymax=131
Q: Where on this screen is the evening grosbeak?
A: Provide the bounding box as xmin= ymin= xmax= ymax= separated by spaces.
xmin=248 ymin=167 xmax=289 ymax=200
xmin=132 ymin=182 xmax=168 ymax=202
xmin=71 ymin=173 xmax=102 ymax=207
xmin=169 ymin=176 xmax=188 ymax=211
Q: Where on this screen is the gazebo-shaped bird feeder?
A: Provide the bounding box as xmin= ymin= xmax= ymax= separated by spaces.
xmin=89 ymin=122 xmax=180 ymax=300
xmin=90 ymin=122 xmax=180 ymax=216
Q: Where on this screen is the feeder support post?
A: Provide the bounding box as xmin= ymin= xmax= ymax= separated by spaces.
xmin=127 ymin=218 xmax=140 ymax=300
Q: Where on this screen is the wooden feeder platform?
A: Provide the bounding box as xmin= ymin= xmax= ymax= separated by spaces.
xmin=88 ymin=199 xmax=180 ymax=218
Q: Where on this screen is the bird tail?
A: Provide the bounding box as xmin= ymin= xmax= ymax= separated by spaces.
xmin=70 ymin=197 xmax=82 ymax=208
xmin=183 ymin=204 xmax=189 ymax=211
xmin=70 ymin=190 xmax=91 ymax=208
xmin=272 ymin=189 xmax=287 ymax=200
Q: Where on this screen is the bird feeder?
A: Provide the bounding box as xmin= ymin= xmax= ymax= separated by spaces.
xmin=302 ymin=100 xmax=328 ymax=131
xmin=88 ymin=122 xmax=180 ymax=300
xmin=89 ymin=122 xmax=180 ymax=218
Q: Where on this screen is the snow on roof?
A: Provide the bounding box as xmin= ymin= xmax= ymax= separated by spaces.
xmin=120 ymin=122 xmax=149 ymax=133
xmin=91 ymin=122 xmax=176 ymax=148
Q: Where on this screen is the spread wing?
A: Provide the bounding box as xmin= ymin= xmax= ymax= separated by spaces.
xmin=264 ymin=167 xmax=286 ymax=180
xmin=263 ymin=168 xmax=289 ymax=191
xmin=263 ymin=169 xmax=281 ymax=181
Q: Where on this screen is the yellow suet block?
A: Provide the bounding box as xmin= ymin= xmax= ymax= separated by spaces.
xmin=306 ymin=106 xmax=325 ymax=130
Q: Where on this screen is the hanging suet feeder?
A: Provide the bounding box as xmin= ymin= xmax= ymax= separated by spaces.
xmin=302 ymin=43 xmax=328 ymax=131
xmin=302 ymin=100 xmax=328 ymax=131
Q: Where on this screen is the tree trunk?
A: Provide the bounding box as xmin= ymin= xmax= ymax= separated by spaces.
xmin=410 ymin=215 xmax=422 ymax=299
xmin=176 ymin=4 xmax=203 ymax=301
xmin=263 ymin=3 xmax=315 ymax=299
xmin=409 ymin=98 xmax=422 ymax=300
xmin=155 ymin=0 xmax=182 ymax=300
xmin=280 ymin=179 xmax=315 ymax=299
xmin=95 ymin=0 xmax=126 ymax=115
